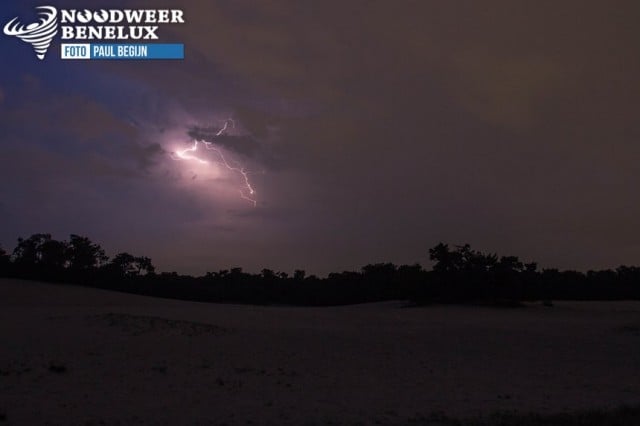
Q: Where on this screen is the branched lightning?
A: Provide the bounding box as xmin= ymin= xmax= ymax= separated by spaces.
xmin=171 ymin=120 xmax=257 ymax=206
xmin=171 ymin=140 xmax=208 ymax=164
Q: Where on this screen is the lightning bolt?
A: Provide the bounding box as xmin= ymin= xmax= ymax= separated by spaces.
xmin=171 ymin=120 xmax=257 ymax=207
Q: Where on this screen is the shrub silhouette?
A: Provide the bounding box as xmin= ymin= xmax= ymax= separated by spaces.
xmin=1 ymin=233 xmax=639 ymax=306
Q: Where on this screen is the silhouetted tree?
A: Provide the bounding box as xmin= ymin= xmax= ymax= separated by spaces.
xmin=429 ymin=243 xmax=458 ymax=273
xmin=12 ymin=233 xmax=52 ymax=266
xmin=105 ymin=253 xmax=156 ymax=278
xmin=2 ymin=234 xmax=639 ymax=306
xmin=109 ymin=252 xmax=137 ymax=277
xmin=9 ymin=233 xmax=65 ymax=278
xmin=135 ymin=256 xmax=155 ymax=276
xmin=261 ymin=269 xmax=276 ymax=280
xmin=40 ymin=239 xmax=69 ymax=271
xmin=0 ymin=246 xmax=10 ymax=275
xmin=66 ymin=235 xmax=107 ymax=272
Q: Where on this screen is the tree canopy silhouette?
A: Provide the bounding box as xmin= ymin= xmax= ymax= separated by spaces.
xmin=1 ymin=233 xmax=639 ymax=306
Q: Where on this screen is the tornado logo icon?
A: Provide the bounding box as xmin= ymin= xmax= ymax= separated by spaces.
xmin=3 ymin=6 xmax=58 ymax=60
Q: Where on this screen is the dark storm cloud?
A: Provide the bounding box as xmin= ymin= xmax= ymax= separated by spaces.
xmin=152 ymin=0 xmax=640 ymax=272
xmin=2 ymin=0 xmax=640 ymax=274
xmin=185 ymin=125 xmax=285 ymax=171
xmin=186 ymin=127 xmax=259 ymax=157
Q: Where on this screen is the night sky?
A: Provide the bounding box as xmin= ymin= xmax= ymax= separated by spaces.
xmin=1 ymin=0 xmax=639 ymax=275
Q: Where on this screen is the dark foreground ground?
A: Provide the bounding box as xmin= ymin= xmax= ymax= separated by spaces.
xmin=1 ymin=278 xmax=639 ymax=425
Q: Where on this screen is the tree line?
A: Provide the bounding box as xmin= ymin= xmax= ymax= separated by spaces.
xmin=1 ymin=234 xmax=639 ymax=306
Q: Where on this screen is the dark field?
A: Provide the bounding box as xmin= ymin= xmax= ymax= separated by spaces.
xmin=1 ymin=279 xmax=639 ymax=425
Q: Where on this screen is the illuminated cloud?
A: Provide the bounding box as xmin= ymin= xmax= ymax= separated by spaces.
xmin=1 ymin=0 xmax=640 ymax=274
